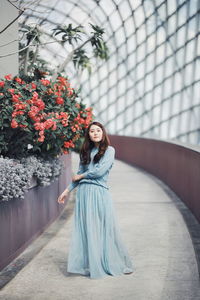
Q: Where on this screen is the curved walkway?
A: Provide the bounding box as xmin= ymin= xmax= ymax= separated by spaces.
xmin=0 ymin=153 xmax=200 ymax=300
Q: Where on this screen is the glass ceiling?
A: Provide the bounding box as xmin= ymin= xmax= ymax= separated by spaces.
xmin=19 ymin=0 xmax=200 ymax=144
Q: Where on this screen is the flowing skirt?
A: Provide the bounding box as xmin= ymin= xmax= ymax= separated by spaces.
xmin=67 ymin=183 xmax=134 ymax=279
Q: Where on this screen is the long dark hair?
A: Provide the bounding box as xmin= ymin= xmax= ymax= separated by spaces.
xmin=80 ymin=121 xmax=110 ymax=164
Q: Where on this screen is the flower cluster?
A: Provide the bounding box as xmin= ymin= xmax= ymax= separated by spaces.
xmin=21 ymin=155 xmax=64 ymax=187
xmin=0 ymin=155 xmax=64 ymax=202
xmin=0 ymin=156 xmax=33 ymax=201
xmin=0 ymin=73 xmax=93 ymax=158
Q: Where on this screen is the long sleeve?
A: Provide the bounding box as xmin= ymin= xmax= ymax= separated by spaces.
xmin=67 ymin=160 xmax=84 ymax=192
xmin=82 ymin=146 xmax=115 ymax=179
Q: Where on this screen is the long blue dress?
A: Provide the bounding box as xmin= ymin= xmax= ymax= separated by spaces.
xmin=66 ymin=145 xmax=134 ymax=279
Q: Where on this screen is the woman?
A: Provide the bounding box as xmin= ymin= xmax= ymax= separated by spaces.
xmin=57 ymin=121 xmax=133 ymax=279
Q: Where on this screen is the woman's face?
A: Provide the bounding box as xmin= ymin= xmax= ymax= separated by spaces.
xmin=89 ymin=124 xmax=103 ymax=144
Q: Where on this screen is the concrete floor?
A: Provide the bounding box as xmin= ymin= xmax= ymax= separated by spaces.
xmin=0 ymin=153 xmax=200 ymax=300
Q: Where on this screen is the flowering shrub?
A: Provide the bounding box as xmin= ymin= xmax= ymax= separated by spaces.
xmin=0 ymin=155 xmax=64 ymax=201
xmin=0 ymin=156 xmax=33 ymax=201
xmin=21 ymin=155 xmax=63 ymax=186
xmin=0 ymin=73 xmax=93 ymax=158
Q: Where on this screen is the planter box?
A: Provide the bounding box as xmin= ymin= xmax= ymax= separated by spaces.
xmin=0 ymin=153 xmax=72 ymax=271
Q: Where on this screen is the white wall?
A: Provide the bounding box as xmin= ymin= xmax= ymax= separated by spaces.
xmin=0 ymin=1 xmax=18 ymax=77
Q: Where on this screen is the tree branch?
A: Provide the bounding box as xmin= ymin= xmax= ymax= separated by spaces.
xmin=52 ymin=36 xmax=93 ymax=81
xmin=0 ymin=39 xmax=19 ymax=48
xmin=0 ymin=34 xmax=38 ymax=58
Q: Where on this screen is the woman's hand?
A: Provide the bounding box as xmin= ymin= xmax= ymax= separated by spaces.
xmin=57 ymin=189 xmax=69 ymax=204
xmin=72 ymin=174 xmax=84 ymax=182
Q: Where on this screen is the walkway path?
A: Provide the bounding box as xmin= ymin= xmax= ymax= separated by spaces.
xmin=0 ymin=153 xmax=200 ymax=300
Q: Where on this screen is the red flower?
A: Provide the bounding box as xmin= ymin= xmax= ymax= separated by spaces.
xmin=33 ymin=91 xmax=39 ymax=98
xmin=32 ymin=116 xmax=41 ymax=122
xmin=26 ymin=99 xmax=33 ymax=104
xmin=28 ymin=106 xmax=40 ymax=120
xmin=12 ymin=111 xmax=17 ymax=117
xmin=0 ymin=81 xmax=5 ymax=88
xmin=12 ymin=94 xmax=20 ymax=103
xmin=38 ymin=130 xmax=45 ymax=142
xmin=64 ymin=140 xmax=75 ymax=148
xmin=4 ymin=74 xmax=12 ymax=80
xmin=56 ymin=97 xmax=64 ymax=105
xmin=44 ymin=119 xmax=56 ymax=130
xmin=44 ymin=119 xmax=53 ymax=129
xmin=11 ymin=119 xmax=18 ymax=128
xmin=38 ymin=135 xmax=45 ymax=142
xmin=57 ymin=76 xmax=68 ymax=87
xmin=12 ymin=111 xmax=24 ymax=116
xmin=30 ymin=105 xmax=40 ymax=114
xmin=67 ymin=87 xmax=73 ymax=97
xmin=14 ymin=77 xmax=25 ymax=84
xmin=31 ymin=83 xmax=37 ymax=89
xmin=56 ymin=111 xmax=69 ymax=124
xmin=58 ymin=112 xmax=69 ymax=125
xmin=14 ymin=103 xmax=26 ymax=110
xmin=54 ymin=91 xmax=62 ymax=97
xmin=71 ymin=126 xmax=77 ymax=132
xmin=46 ymin=88 xmax=53 ymax=95
xmin=61 ymin=121 xmax=68 ymax=127
xmin=35 ymin=99 xmax=45 ymax=110
xmin=34 ymin=122 xmax=45 ymax=131
xmin=39 ymin=130 xmax=44 ymax=136
xmin=63 ymin=149 xmax=69 ymax=154
xmin=28 ymin=111 xmax=35 ymax=119
xmin=40 ymin=79 xmax=50 ymax=86
xmin=8 ymin=88 xmax=15 ymax=94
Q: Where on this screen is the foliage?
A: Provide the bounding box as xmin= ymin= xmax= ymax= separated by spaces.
xmin=89 ymin=23 xmax=109 ymax=60
xmin=21 ymin=155 xmax=63 ymax=186
xmin=73 ymin=49 xmax=92 ymax=74
xmin=19 ymin=23 xmax=109 ymax=76
xmin=52 ymin=24 xmax=85 ymax=45
xmin=0 ymin=73 xmax=93 ymax=159
xmin=0 ymin=155 xmax=64 ymax=202
xmin=0 ymin=156 xmax=33 ymax=201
